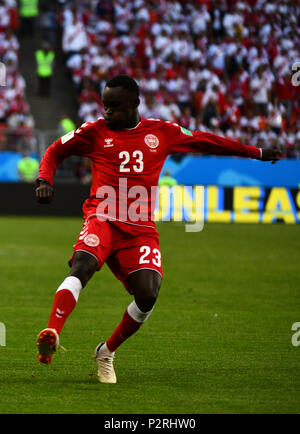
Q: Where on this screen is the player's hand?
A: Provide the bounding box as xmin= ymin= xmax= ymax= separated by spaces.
xmin=35 ymin=180 xmax=54 ymax=204
xmin=260 ymin=149 xmax=282 ymax=164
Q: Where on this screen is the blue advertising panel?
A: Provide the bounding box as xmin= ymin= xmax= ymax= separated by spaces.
xmin=162 ymin=156 xmax=300 ymax=189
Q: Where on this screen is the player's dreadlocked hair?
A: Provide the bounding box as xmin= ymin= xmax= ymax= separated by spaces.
xmin=105 ymin=75 xmax=140 ymax=97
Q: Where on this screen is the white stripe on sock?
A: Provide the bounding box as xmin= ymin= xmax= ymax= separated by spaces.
xmin=56 ymin=276 xmax=82 ymax=302
xmin=127 ymin=300 xmax=153 ymax=323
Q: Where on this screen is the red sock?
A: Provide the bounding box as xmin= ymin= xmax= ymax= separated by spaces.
xmin=47 ymin=289 xmax=77 ymax=335
xmin=106 ymin=310 xmax=142 ymax=352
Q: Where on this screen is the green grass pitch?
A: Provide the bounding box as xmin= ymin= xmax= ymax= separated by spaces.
xmin=0 ymin=216 xmax=299 ymax=414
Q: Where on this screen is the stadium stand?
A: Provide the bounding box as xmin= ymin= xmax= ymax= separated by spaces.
xmin=57 ymin=0 xmax=300 ymax=159
xmin=0 ymin=0 xmax=300 ymax=184
xmin=0 ymin=0 xmax=37 ymax=155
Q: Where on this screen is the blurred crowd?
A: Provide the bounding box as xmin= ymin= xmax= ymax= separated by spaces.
xmin=1 ymin=0 xmax=300 ymax=162
xmin=0 ymin=0 xmax=36 ymax=154
xmin=58 ymin=0 xmax=300 ymax=158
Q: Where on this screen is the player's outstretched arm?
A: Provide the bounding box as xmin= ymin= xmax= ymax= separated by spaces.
xmin=166 ymin=123 xmax=282 ymax=163
xmin=36 ymin=179 xmax=54 ymax=204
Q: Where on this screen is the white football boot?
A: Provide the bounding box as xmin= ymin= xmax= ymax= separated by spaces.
xmin=94 ymin=342 xmax=117 ymax=384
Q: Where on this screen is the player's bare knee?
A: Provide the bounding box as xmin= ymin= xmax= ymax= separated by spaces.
xmin=147 ymin=279 xmax=161 ymax=301
xmin=136 ymin=293 xmax=157 ymax=312
xmin=135 ymin=277 xmax=161 ymax=312
xmin=127 ymin=269 xmax=162 ymax=312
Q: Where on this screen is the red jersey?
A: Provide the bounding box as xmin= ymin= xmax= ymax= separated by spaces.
xmin=38 ymin=117 xmax=261 ymax=230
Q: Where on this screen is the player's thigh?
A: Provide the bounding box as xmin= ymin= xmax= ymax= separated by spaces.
xmin=107 ymin=233 xmax=163 ymax=297
xmin=68 ymin=218 xmax=115 ymax=286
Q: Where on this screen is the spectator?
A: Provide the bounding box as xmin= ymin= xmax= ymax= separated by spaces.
xmin=139 ymin=92 xmax=161 ymax=119
xmin=19 ymin=0 xmax=39 ymax=38
xmin=35 ymin=41 xmax=55 ymax=97
xmin=7 ymin=110 xmax=34 ymax=129
xmin=250 ymin=64 xmax=271 ymax=117
xmin=9 ymin=116 xmax=36 ymax=153
xmin=17 ymin=150 xmax=39 ymax=182
xmin=78 ymin=93 xmax=101 ymax=124
xmin=0 ymin=0 xmax=11 ymax=32
xmin=58 ymin=114 xmax=76 ymax=137
xmin=156 ymin=95 xmax=181 ymax=122
xmin=62 ymin=13 xmax=88 ymax=60
xmin=39 ymin=3 xmax=57 ymax=45
xmin=201 ymin=83 xmax=220 ymax=127
xmin=273 ymin=71 xmax=294 ymax=126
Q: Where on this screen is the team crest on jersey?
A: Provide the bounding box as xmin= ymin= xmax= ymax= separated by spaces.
xmin=84 ymin=234 xmax=100 ymax=247
xmin=144 ymin=134 xmax=159 ymax=149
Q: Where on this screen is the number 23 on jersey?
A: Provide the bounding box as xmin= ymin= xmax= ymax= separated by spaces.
xmin=119 ymin=150 xmax=144 ymax=173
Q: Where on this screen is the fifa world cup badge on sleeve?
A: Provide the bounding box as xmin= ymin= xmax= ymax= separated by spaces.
xmin=61 ymin=130 xmax=75 ymax=144
xmin=180 ymin=126 xmax=193 ymax=136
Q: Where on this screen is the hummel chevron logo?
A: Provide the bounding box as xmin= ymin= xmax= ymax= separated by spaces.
xmin=55 ymin=308 xmax=65 ymax=318
xmin=104 ymin=138 xmax=114 ymax=147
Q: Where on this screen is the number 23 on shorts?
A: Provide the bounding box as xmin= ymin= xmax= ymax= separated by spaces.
xmin=139 ymin=245 xmax=161 ymax=267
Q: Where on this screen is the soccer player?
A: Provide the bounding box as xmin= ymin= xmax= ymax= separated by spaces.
xmin=36 ymin=75 xmax=280 ymax=383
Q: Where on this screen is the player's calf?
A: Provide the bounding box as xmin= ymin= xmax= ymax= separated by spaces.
xmin=96 ymin=270 xmax=162 ymax=383
xmin=46 ymin=252 xmax=98 ymax=334
xmin=37 ymin=251 xmax=98 ymax=365
xmin=95 ymin=300 xmax=154 ymax=384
